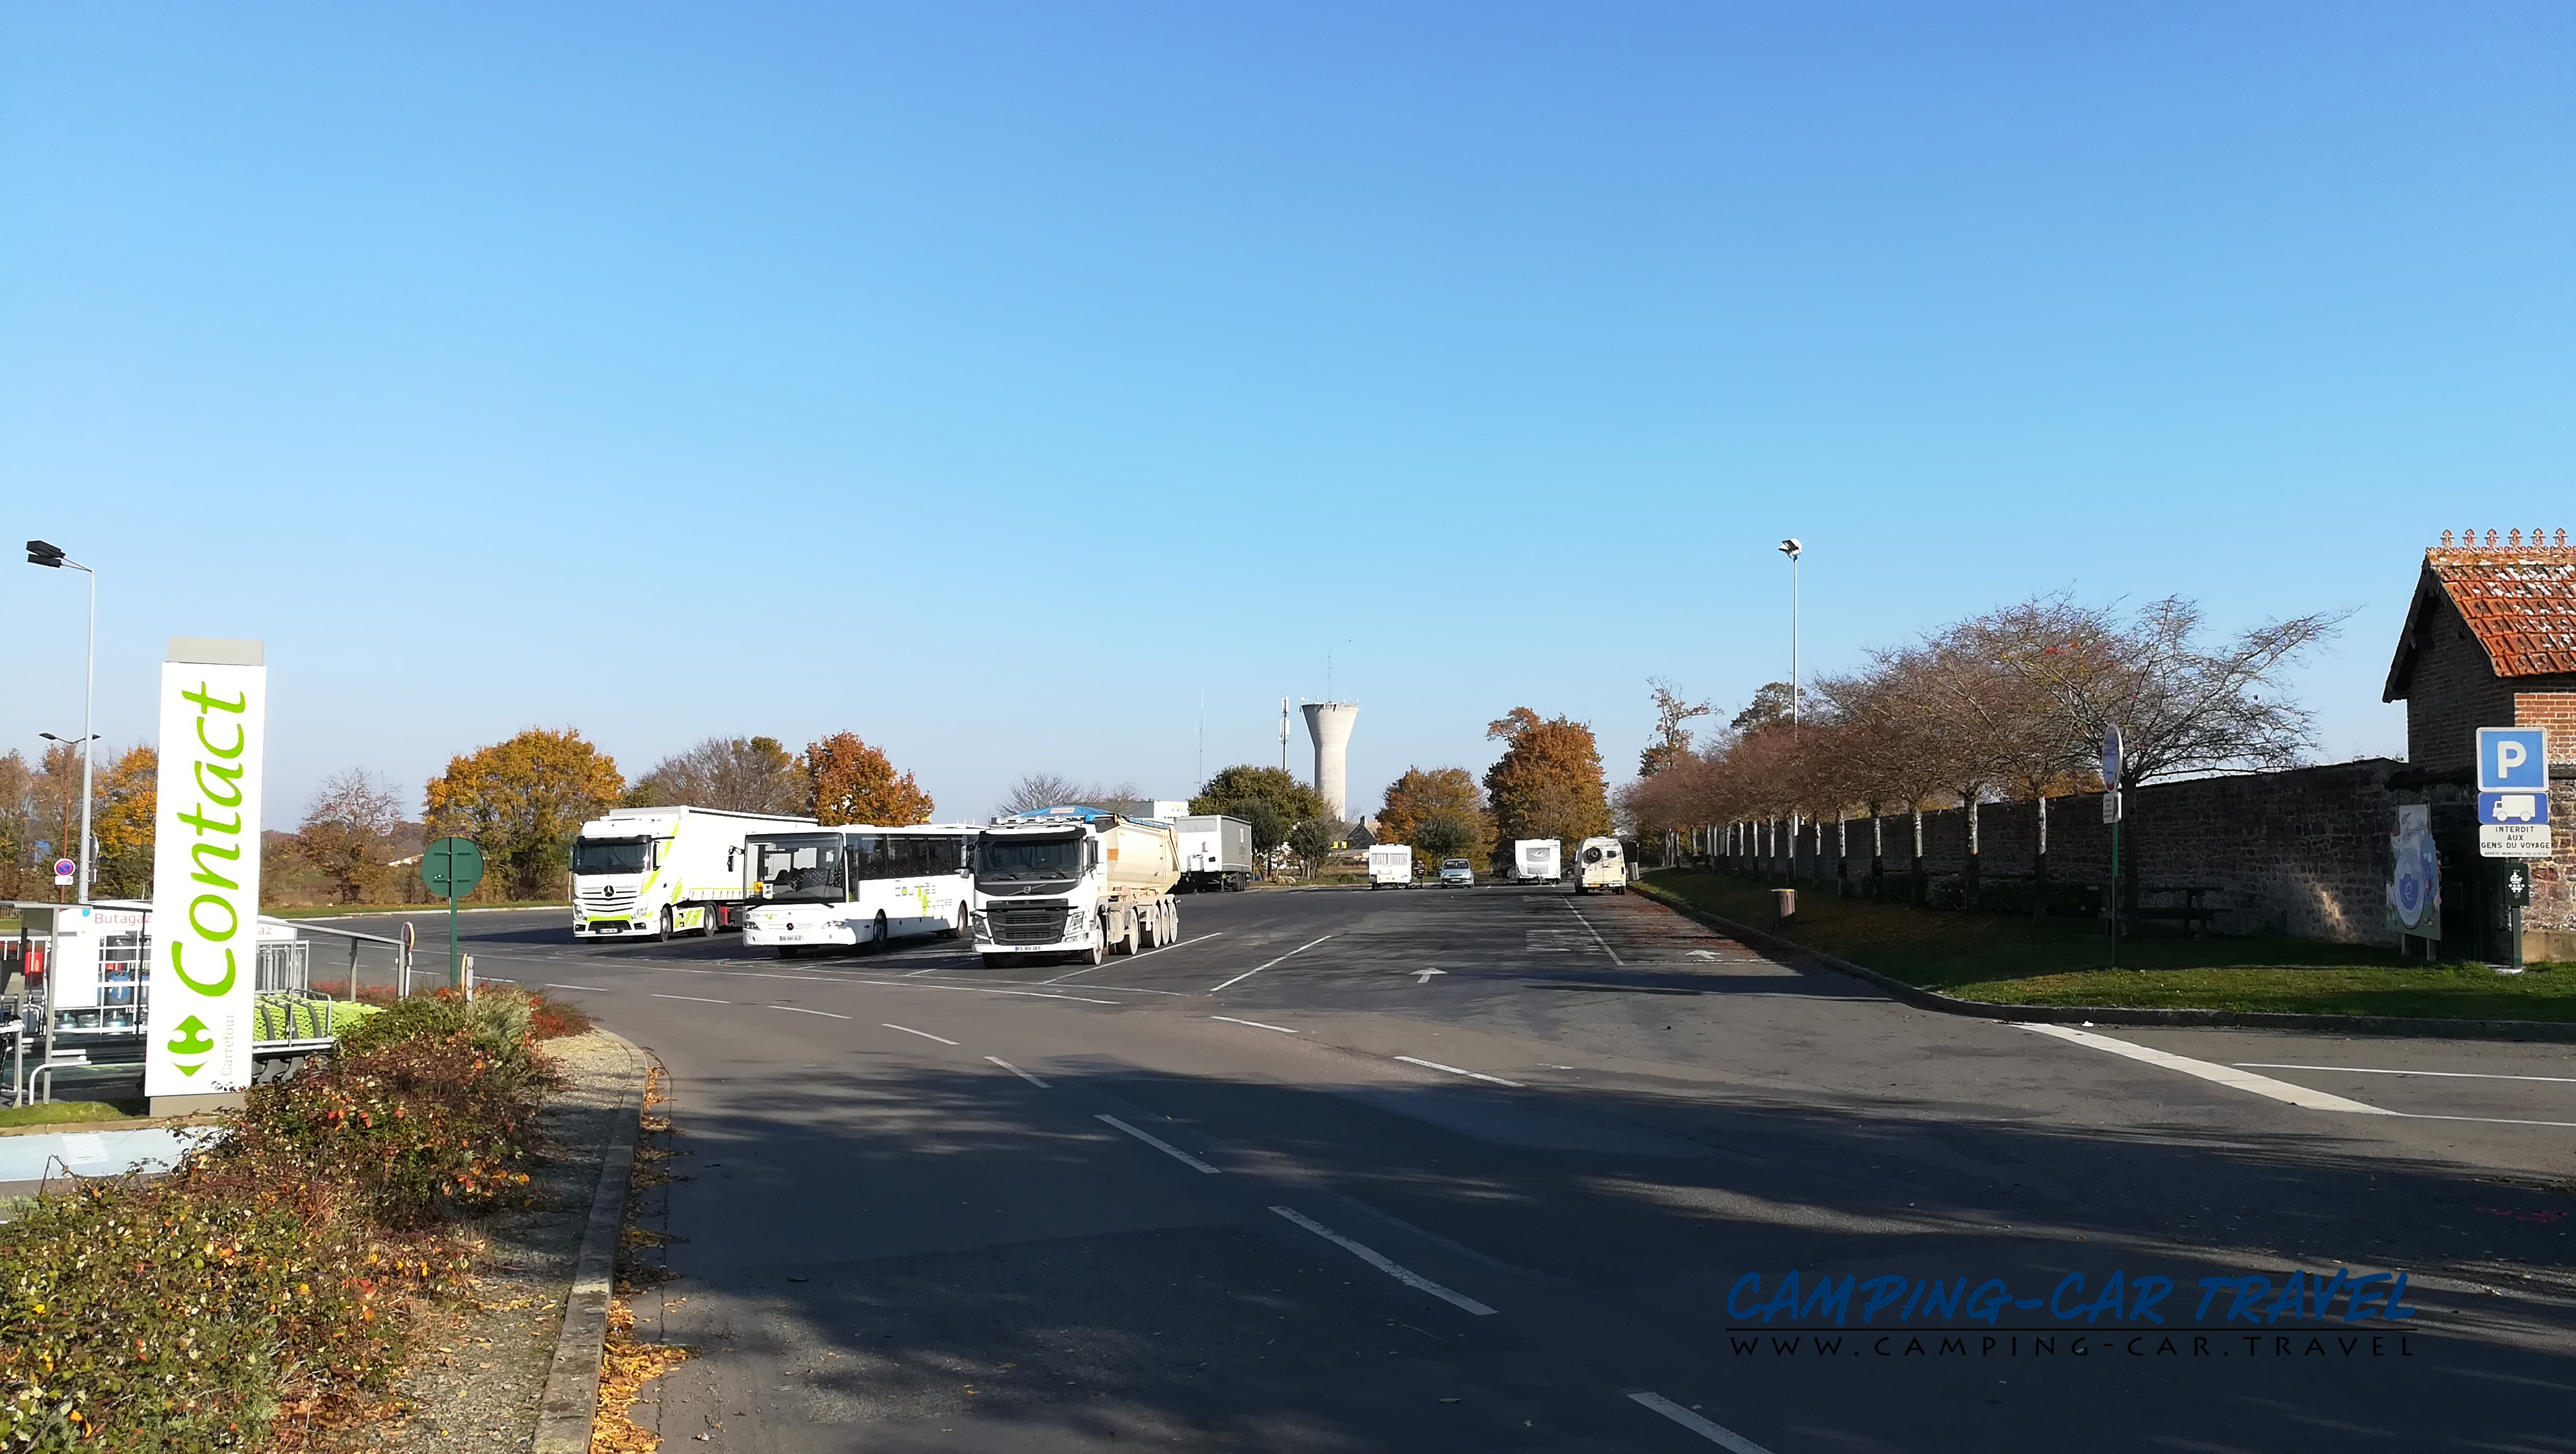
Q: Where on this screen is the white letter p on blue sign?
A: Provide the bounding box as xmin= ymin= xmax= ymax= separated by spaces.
xmin=2477 ymin=727 xmax=2548 ymax=792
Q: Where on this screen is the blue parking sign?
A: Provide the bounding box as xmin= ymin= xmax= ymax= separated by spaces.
xmin=2476 ymin=727 xmax=2549 ymax=791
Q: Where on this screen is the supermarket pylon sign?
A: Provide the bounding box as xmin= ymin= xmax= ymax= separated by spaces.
xmin=144 ymin=638 xmax=266 ymax=1099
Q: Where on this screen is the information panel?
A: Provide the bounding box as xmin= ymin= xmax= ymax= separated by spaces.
xmin=143 ymin=637 xmax=267 ymax=1098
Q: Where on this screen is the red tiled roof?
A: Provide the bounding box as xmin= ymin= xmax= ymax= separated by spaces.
xmin=2384 ymin=537 xmax=2576 ymax=699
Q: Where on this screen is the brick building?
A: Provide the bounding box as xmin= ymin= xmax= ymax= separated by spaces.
xmin=2382 ymin=529 xmax=2576 ymax=959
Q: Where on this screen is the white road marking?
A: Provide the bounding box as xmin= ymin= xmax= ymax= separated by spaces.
xmin=643 ymin=966 xmax=1120 ymax=1005
xmin=2018 ymin=1025 xmax=2393 ymax=1113
xmin=1209 ymin=935 xmax=1337 ymax=993
xmin=1413 ymin=967 xmax=1446 ymax=983
xmin=1096 ymin=1115 xmax=1222 ymax=1174
xmin=2237 ymin=1063 xmax=2576 ymax=1085
xmin=544 ymin=983 xmax=615 ymax=992
xmin=1047 ymin=932 xmax=1227 ymax=982
xmin=1268 ymin=1207 xmax=1497 ymax=1316
xmin=902 ymin=965 xmax=948 ymax=976
xmin=2387 ymin=1112 xmax=2576 ymax=1129
xmin=1563 ymin=901 xmax=1624 ymax=966
xmin=881 ymin=1023 xmax=960 ymax=1046
xmin=1626 ymin=1392 xmax=1776 ymax=1453
xmin=650 ymin=993 xmax=732 ymax=1005
xmin=1209 ymin=1015 xmax=1298 ymax=1034
xmin=768 ymin=1005 xmax=850 ymax=1020
xmin=987 ymin=1055 xmax=1051 ymax=1087
xmin=1394 ymin=1055 xmax=1526 ymax=1089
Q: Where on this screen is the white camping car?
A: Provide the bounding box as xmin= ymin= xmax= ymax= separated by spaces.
xmin=1367 ymin=844 xmax=1413 ymax=888
xmin=1574 ymin=837 xmax=1628 ymax=894
xmin=1513 ymin=839 xmax=1562 ymax=884
xmin=740 ymin=823 xmax=982 ymax=957
xmin=571 ymin=806 xmax=817 ymax=942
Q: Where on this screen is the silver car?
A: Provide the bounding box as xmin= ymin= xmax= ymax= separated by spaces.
xmin=1439 ymin=857 xmax=1474 ymax=887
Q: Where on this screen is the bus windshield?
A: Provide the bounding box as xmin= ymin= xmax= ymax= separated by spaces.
xmin=750 ymin=834 xmax=847 ymax=902
xmin=572 ymin=837 xmax=652 ymax=876
xmin=976 ymin=832 xmax=1084 ymax=883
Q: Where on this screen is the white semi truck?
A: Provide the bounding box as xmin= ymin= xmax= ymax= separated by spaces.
xmin=1514 ymin=839 xmax=1563 ymax=884
xmin=1174 ymin=814 xmax=1255 ymax=893
xmin=570 ymin=805 xmax=817 ymax=942
xmin=970 ymin=807 xmax=1182 ymax=968
xmin=1575 ymin=836 xmax=1629 ymax=894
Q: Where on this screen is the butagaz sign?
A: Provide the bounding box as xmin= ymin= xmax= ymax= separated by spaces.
xmin=145 ymin=638 xmax=267 ymax=1098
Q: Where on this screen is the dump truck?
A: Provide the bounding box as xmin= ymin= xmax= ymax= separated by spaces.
xmin=970 ymin=807 xmax=1182 ymax=968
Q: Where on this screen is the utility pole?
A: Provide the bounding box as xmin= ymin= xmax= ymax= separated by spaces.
xmin=1777 ymin=538 xmax=1802 ymax=728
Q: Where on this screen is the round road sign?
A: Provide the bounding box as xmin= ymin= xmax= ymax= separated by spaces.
xmin=52 ymin=858 xmax=75 ymax=879
xmin=422 ymin=837 xmax=486 ymax=901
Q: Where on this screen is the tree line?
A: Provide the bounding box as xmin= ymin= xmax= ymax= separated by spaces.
xmin=1620 ymin=593 xmax=2343 ymax=899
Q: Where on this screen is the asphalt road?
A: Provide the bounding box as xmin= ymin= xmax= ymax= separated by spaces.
xmin=330 ymin=885 xmax=2576 ymax=1453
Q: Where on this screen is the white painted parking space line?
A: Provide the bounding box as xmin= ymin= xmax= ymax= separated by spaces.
xmin=987 ymin=1056 xmax=1051 ymax=1087
xmin=651 ymin=994 xmax=732 ymax=1005
xmin=902 ymin=965 xmax=949 ymax=976
xmin=1563 ymin=902 xmax=1624 ymax=966
xmin=544 ymin=983 xmax=615 ymax=992
xmin=768 ymin=1005 xmax=850 ymax=1020
xmin=1394 ymin=1055 xmax=1526 ymax=1089
xmin=2390 ymin=1112 xmax=2576 ymax=1128
xmin=1209 ymin=935 xmax=1337 ymax=993
xmin=1050 ymin=931 xmax=1228 ymax=981
xmin=1268 ymin=1207 xmax=1497 ymax=1316
xmin=1210 ymin=1015 xmax=1298 ymax=1034
xmin=2237 ymin=1063 xmax=2576 ymax=1085
xmin=1626 ymin=1392 xmax=1776 ymax=1453
xmin=644 ymin=965 xmax=1121 ymax=1005
xmin=881 ymin=1022 xmax=960 ymax=1046
xmin=2018 ymin=1024 xmax=2394 ymax=1113
xmin=1097 ymin=1115 xmax=1222 ymax=1174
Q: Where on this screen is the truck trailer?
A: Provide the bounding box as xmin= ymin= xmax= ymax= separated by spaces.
xmin=1513 ymin=839 xmax=1563 ymax=884
xmin=1174 ymin=814 xmax=1255 ymax=892
xmin=970 ymin=807 xmax=1183 ymax=968
xmin=571 ymin=805 xmax=818 ymax=941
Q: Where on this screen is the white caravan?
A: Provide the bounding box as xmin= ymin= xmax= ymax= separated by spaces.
xmin=1367 ymin=843 xmax=1413 ymax=888
xmin=740 ymin=824 xmax=982 ymax=957
xmin=571 ymin=806 xmax=817 ymax=941
xmin=1513 ymin=839 xmax=1563 ymax=884
xmin=971 ymin=807 xmax=1181 ymax=968
xmin=1575 ymin=837 xmax=1629 ymax=894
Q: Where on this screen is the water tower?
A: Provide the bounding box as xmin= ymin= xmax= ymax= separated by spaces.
xmin=1301 ymin=702 xmax=1357 ymax=822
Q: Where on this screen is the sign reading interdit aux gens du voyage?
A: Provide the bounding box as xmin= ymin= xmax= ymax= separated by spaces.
xmin=144 ymin=638 xmax=266 ymax=1098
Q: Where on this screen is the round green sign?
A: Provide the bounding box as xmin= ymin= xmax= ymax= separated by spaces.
xmin=423 ymin=836 xmax=486 ymax=901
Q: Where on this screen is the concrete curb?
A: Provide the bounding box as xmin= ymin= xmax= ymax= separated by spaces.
xmin=1631 ymin=881 xmax=2576 ymax=1044
xmin=531 ymin=1031 xmax=649 ymax=1454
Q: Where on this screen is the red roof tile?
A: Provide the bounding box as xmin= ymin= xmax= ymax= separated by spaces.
xmin=2423 ymin=545 xmax=2576 ymax=677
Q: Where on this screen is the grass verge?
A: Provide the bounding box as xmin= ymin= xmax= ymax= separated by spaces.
xmin=0 ymin=1102 xmax=138 ymax=1132
xmin=1644 ymin=869 xmax=2576 ymax=1022
xmin=264 ymin=902 xmax=568 ymax=920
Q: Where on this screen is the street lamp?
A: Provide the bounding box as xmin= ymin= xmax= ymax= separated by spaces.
xmin=26 ymin=541 xmax=99 ymax=904
xmin=1777 ymin=538 xmax=1802 ymax=726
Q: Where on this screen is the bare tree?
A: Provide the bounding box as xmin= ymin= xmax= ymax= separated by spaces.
xmin=1638 ymin=678 xmax=1713 ymax=778
xmin=997 ymin=773 xmax=1140 ymax=816
xmin=630 ymin=736 xmax=810 ymax=815
xmin=299 ymin=768 xmax=408 ymax=904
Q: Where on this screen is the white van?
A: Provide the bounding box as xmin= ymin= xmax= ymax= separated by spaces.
xmin=1367 ymin=844 xmax=1413 ymax=889
xmin=1574 ymin=837 xmax=1629 ymax=894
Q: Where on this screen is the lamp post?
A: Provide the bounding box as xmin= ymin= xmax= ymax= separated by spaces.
xmin=25 ymin=541 xmax=98 ymax=904
xmin=1777 ymin=538 xmax=1802 ymax=726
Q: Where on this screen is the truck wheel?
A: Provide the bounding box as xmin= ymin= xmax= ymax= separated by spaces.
xmin=700 ymin=905 xmax=721 ymax=937
xmin=948 ymin=904 xmax=968 ymax=939
xmin=1085 ymin=931 xmax=1108 ymax=967
xmin=657 ymin=907 xmax=674 ymax=943
xmin=1135 ymin=907 xmax=1157 ymax=951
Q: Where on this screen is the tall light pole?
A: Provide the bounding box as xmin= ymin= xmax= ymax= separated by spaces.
xmin=26 ymin=541 xmax=98 ymax=903
xmin=1777 ymin=538 xmax=1802 ymax=727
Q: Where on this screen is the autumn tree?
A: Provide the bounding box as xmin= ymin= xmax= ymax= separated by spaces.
xmin=295 ymin=769 xmax=407 ymax=904
xmin=629 ymin=735 xmax=810 ymax=815
xmin=1375 ymin=767 xmax=1496 ymax=865
xmin=806 ymin=732 xmax=934 ymax=826
xmin=1191 ymin=765 xmax=1330 ymax=854
xmin=90 ymin=746 xmax=160 ymax=898
xmin=1638 ymin=679 xmax=1712 ymax=778
xmin=1483 ymin=708 xmax=1613 ymax=860
xmin=1410 ymin=811 xmax=1481 ymax=864
xmin=425 ymin=728 xmax=626 ymax=900
xmin=1286 ymin=817 xmax=1341 ymax=875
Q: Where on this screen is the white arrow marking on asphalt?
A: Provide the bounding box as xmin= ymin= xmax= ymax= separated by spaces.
xmin=1414 ymin=967 xmax=1446 ymax=983
xmin=1687 ymin=950 xmax=1719 ymax=961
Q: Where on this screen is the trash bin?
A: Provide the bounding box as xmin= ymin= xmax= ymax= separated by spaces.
xmin=1773 ymin=888 xmax=1796 ymax=922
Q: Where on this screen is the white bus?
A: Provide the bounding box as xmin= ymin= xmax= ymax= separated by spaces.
xmin=741 ymin=824 xmax=982 ymax=958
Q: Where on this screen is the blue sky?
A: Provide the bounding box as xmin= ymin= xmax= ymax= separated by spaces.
xmin=5 ymin=2 xmax=2570 ymax=828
